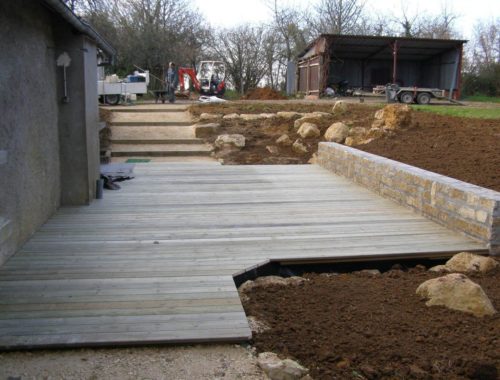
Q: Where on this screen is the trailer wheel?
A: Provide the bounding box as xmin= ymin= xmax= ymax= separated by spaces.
xmin=399 ymin=92 xmax=414 ymax=104
xmin=104 ymin=94 xmax=120 ymax=105
xmin=416 ymin=92 xmax=431 ymax=105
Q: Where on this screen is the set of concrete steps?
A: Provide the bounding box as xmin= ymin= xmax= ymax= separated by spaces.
xmin=105 ymin=104 xmax=213 ymax=161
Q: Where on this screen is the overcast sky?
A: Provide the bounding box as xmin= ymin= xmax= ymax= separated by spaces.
xmin=193 ymin=0 xmax=499 ymax=39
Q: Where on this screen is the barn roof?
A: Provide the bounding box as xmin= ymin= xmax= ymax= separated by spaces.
xmin=299 ymin=34 xmax=467 ymax=61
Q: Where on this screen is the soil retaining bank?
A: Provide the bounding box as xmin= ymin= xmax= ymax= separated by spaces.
xmin=317 ymin=142 xmax=500 ymax=255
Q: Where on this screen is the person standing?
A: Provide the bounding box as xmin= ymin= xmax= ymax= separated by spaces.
xmin=165 ymin=62 xmax=179 ymax=103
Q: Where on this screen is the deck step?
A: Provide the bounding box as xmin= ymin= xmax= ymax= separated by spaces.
xmin=110 ymin=112 xmax=192 ymax=126
xmin=111 ymin=139 xmax=204 ymax=144
xmin=102 ymin=105 xmax=188 ymax=113
xmin=110 ymin=126 xmax=195 ymax=140
xmin=111 ymin=143 xmax=213 ymax=157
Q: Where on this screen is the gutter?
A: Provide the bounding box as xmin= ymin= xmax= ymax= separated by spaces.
xmin=41 ymin=0 xmax=116 ymax=58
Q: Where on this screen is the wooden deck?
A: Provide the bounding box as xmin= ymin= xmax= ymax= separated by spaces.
xmin=0 ymin=163 xmax=486 ymax=349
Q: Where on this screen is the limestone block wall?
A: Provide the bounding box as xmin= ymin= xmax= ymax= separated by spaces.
xmin=317 ymin=142 xmax=500 ymax=255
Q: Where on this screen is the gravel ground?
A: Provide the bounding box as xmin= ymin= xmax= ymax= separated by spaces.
xmin=0 ymin=344 xmax=265 ymax=380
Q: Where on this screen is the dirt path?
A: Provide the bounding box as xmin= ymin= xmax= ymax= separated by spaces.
xmin=0 ymin=344 xmax=264 ymax=380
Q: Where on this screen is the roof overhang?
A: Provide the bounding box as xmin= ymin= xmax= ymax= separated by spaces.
xmin=41 ymin=0 xmax=116 ymax=59
xmin=299 ymin=34 xmax=467 ymax=62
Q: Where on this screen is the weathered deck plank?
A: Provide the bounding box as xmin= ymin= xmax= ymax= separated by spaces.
xmin=0 ymin=163 xmax=486 ymax=349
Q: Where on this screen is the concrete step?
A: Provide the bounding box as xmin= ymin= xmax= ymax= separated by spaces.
xmin=110 ymin=126 xmax=196 ymax=141
xmin=111 ymin=139 xmax=204 ymax=144
xmin=111 ymin=143 xmax=213 ymax=157
xmin=102 ymin=104 xmax=189 ymax=113
xmin=111 ymin=156 xmax=217 ymax=163
xmin=111 ymin=112 xmax=192 ymax=126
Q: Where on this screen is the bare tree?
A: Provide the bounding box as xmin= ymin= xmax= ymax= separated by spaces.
xmin=392 ymin=0 xmax=458 ymax=39
xmin=308 ymin=0 xmax=367 ymax=35
xmin=264 ymin=0 xmax=310 ymax=89
xmin=210 ymin=25 xmax=268 ymax=94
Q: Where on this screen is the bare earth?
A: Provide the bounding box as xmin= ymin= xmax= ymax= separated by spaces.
xmin=0 ymin=344 xmax=264 ymax=380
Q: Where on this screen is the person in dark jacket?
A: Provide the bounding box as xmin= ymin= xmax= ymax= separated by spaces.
xmin=165 ymin=62 xmax=179 ymax=103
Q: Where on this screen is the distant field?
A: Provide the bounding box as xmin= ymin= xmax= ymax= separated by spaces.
xmin=412 ymin=105 xmax=500 ymax=119
xmin=463 ymin=95 xmax=500 ymax=103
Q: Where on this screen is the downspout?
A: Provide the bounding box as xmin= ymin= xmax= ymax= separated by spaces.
xmin=449 ymin=48 xmax=461 ymax=101
xmin=392 ymin=40 xmax=398 ymax=84
xmin=456 ymin=45 xmax=464 ymax=99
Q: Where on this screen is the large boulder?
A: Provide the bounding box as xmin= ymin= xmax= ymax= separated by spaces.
xmin=193 ymin=123 xmax=220 ymax=138
xmin=276 ymin=134 xmax=293 ymax=146
xmin=445 ymin=252 xmax=499 ymax=274
xmin=381 ymin=104 xmax=412 ymax=129
xmin=297 ymin=122 xmax=320 ymax=138
xmin=257 ymin=352 xmax=309 ymax=380
xmin=416 ymin=273 xmax=497 ymax=317
xmin=324 ymin=122 xmax=349 ymax=143
xmin=214 ymin=134 xmax=245 ymax=149
xmin=292 ymin=139 xmax=309 ymax=155
xmin=332 ymin=100 xmax=348 ymax=114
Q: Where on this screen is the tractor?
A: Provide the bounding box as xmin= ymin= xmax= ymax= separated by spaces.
xmin=178 ymin=61 xmax=226 ymax=98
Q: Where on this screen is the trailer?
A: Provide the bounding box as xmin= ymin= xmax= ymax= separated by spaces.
xmin=98 ymin=71 xmax=150 ymax=105
xmin=373 ymin=85 xmax=445 ymax=104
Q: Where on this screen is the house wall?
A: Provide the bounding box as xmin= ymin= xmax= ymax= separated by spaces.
xmin=0 ymin=1 xmax=61 ymax=264
xmin=0 ymin=1 xmax=101 ymax=264
xmin=54 ymin=25 xmax=99 ymax=205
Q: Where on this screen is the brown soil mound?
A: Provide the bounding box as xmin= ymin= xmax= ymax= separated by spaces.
xmin=243 ymin=87 xmax=287 ymax=100
xmin=358 ymin=112 xmax=500 ymax=192
xmin=243 ymin=266 xmax=500 ymax=380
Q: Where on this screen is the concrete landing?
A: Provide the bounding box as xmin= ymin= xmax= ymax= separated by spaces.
xmin=0 ymin=163 xmax=486 ymax=349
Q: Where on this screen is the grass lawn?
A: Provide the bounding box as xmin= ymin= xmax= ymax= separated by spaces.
xmin=412 ymin=105 xmax=500 ymax=119
xmin=463 ymin=95 xmax=500 ymax=103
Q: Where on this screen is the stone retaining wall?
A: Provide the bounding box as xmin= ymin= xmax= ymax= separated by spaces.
xmin=317 ymin=142 xmax=500 ymax=255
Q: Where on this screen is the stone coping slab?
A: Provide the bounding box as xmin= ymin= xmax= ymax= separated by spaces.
xmin=318 ymin=142 xmax=500 ymax=255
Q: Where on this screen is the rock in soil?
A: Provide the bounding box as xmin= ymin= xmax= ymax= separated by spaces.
xmin=242 ymin=269 xmax=500 ymax=379
xmin=257 ymin=352 xmax=309 ymax=380
xmin=324 ymin=122 xmax=349 ymax=143
xmin=332 ymin=100 xmax=348 ymax=114
xmin=199 ymin=112 xmax=222 ymax=121
xmin=416 ymin=273 xmax=497 ymax=317
xmin=445 ymin=252 xmax=499 ymax=274
xmin=266 ymin=145 xmax=280 ymax=155
xmin=193 ymin=123 xmax=220 ymax=138
xmin=380 ymin=104 xmax=412 ymax=129
xmin=276 ymin=111 xmax=302 ymax=119
xmin=214 ymin=134 xmax=245 ymax=149
xmin=276 ymin=134 xmax=293 ymax=146
xmin=297 ymin=122 xmax=320 ymax=139
xmin=292 ymin=139 xmax=309 ymax=155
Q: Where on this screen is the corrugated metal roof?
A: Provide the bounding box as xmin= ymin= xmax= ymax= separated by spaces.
xmin=299 ymin=34 xmax=466 ymax=61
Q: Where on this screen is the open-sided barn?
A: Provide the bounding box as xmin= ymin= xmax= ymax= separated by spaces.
xmin=296 ymin=34 xmax=466 ymax=99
